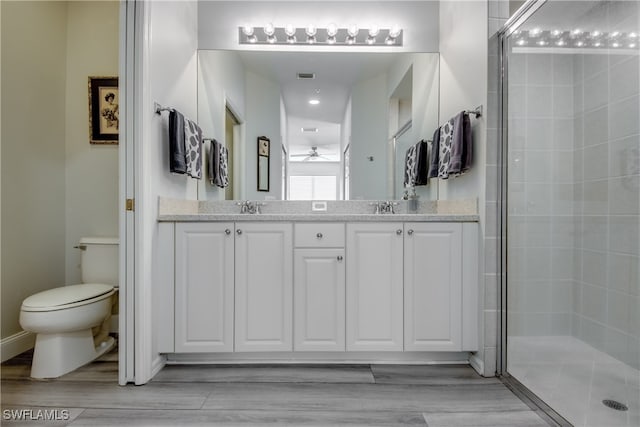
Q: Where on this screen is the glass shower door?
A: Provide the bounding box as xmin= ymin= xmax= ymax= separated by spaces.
xmin=504 ymin=1 xmax=639 ymax=426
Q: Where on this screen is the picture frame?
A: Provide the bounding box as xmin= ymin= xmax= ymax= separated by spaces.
xmin=257 ymin=136 xmax=270 ymax=192
xmin=88 ymin=76 xmax=119 ymax=144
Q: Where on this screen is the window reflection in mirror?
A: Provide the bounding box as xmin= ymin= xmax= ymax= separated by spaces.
xmin=197 ymin=50 xmax=439 ymax=201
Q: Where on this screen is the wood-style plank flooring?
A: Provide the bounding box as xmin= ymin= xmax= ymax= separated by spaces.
xmin=1 ymin=349 xmax=550 ymax=426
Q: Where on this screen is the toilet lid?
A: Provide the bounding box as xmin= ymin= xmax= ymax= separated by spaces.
xmin=22 ymin=284 xmax=114 ymax=310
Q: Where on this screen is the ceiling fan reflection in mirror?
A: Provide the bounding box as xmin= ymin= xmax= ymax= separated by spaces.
xmin=290 ymin=146 xmax=331 ymax=161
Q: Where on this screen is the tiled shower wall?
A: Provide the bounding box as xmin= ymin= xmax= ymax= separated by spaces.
xmin=572 ymin=50 xmax=640 ymax=369
xmin=506 ymin=28 xmax=639 ymax=370
xmin=507 ymin=52 xmax=576 ymax=337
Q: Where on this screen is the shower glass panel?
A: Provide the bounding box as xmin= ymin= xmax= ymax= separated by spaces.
xmin=505 ymin=1 xmax=639 ymax=426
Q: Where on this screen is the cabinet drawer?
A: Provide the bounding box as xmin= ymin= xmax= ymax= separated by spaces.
xmin=295 ymin=223 xmax=345 ymax=247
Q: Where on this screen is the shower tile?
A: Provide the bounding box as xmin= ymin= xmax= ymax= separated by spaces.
xmin=485 ymin=202 xmax=497 ymax=238
xmin=573 ymin=54 xmax=584 ymax=84
xmin=573 ymin=83 xmax=584 ymax=115
xmin=607 ymin=0 xmax=639 ymax=30
xmin=609 ymin=95 xmax=640 ymax=141
xmin=583 ymin=179 xmax=609 ymax=215
xmin=580 ymin=317 xmax=606 ymax=350
xmin=524 ymin=216 xmax=551 ymax=247
xmin=524 ymin=313 xmax=551 ymax=336
xmin=486 ymin=129 xmax=498 ymax=166
xmin=551 ymin=281 xmax=573 ymax=312
xmin=485 ymin=237 xmax=498 ymax=274
xmin=484 ymin=310 xmax=498 ymax=348
xmin=608 ymin=134 xmax=640 ymax=178
xmin=552 ymin=184 xmax=573 ymax=216
xmin=581 ymin=284 xmax=607 ymax=323
xmin=583 ymin=107 xmax=609 ymax=147
xmin=573 ymin=150 xmax=584 ymax=183
xmin=552 ymin=151 xmax=574 ymax=183
xmin=582 ymin=250 xmax=608 ymax=288
xmin=525 ymin=249 xmax=552 ymax=281
xmin=582 ymin=216 xmax=608 ymax=252
xmin=553 ymin=54 xmax=574 ymax=86
xmin=584 ymin=72 xmax=609 ymax=111
xmin=609 ymin=56 xmax=639 ymax=103
xmin=551 ymin=313 xmax=572 ymax=335
xmin=486 ymin=165 xmax=498 ymax=202
xmin=552 ymin=249 xmax=574 ymax=280
xmin=551 ymin=217 xmax=574 ymax=248
xmin=609 ymin=216 xmax=640 ymax=256
xmin=525 ymin=280 xmax=552 ymax=312
xmin=508 ymin=118 xmax=526 ymax=149
xmin=583 ymin=54 xmax=609 ymax=80
xmin=553 ymin=86 xmax=574 ymax=118
xmin=484 ymin=273 xmax=498 ymax=310
xmin=525 ymin=118 xmax=553 ymax=149
xmin=525 ymin=151 xmax=552 ymax=183
xmin=526 ymin=86 xmax=552 ymax=118
xmin=607 ymin=290 xmax=630 ymax=332
xmin=552 ymin=118 xmax=574 ymax=150
xmin=524 ymin=183 xmax=552 ymax=215
xmin=509 ymin=86 xmax=526 ymax=118
xmin=607 ymin=252 xmax=639 ymax=295
xmin=583 ymin=144 xmax=609 ymax=181
xmin=608 ymin=176 xmax=640 ymax=215
xmin=509 ymin=53 xmax=527 ymax=86
xmin=573 ymin=114 xmax=584 ymax=148
xmin=526 ymin=53 xmax=552 ymax=86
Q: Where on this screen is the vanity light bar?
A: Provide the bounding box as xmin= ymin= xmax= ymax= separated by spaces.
xmin=239 ymin=25 xmax=403 ymax=46
xmin=513 ymin=29 xmax=639 ymax=50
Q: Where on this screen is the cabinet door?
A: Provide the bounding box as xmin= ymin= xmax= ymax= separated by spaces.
xmin=346 ymin=223 xmax=404 ymax=351
xmin=235 ymin=223 xmax=293 ymax=351
xmin=175 ymin=222 xmax=234 ymax=352
xmin=294 ymin=248 xmax=345 ymax=351
xmin=404 ymin=223 xmax=462 ymax=351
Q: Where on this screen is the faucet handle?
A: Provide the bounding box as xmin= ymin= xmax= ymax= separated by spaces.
xmin=369 ymin=202 xmax=381 ymax=214
xmin=255 ymin=202 xmax=265 ymax=214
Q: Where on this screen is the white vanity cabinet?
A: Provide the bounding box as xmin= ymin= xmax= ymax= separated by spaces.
xmin=404 ymin=223 xmax=462 ymax=351
xmin=174 ymin=222 xmax=235 ymax=352
xmin=293 ymin=223 xmax=345 ymax=351
xmin=234 ymin=223 xmax=293 ymax=352
xmin=346 ymin=223 xmax=404 ymax=351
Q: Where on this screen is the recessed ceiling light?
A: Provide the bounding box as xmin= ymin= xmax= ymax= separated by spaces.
xmin=309 ymin=99 xmax=320 ymax=105
xmin=301 ymin=127 xmax=318 ymax=133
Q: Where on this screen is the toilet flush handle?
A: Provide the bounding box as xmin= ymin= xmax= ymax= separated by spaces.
xmin=73 ymin=244 xmax=87 ymax=250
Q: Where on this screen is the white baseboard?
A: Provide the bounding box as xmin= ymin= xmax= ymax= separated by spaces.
xmin=469 ymin=353 xmax=484 ymax=376
xmin=1 ymin=331 xmax=35 ymax=362
xmin=150 ymin=354 xmax=166 ymax=379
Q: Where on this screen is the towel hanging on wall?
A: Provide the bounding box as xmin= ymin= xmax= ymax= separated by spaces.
xmin=431 ymin=111 xmax=473 ymax=179
xmin=169 ymin=109 xmax=187 ymax=174
xmin=208 ymin=139 xmax=229 ymax=188
xmin=184 ymin=117 xmax=203 ymax=179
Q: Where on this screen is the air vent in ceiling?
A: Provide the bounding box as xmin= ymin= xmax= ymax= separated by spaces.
xmin=297 ymin=72 xmax=316 ymax=79
xmin=301 ymin=127 xmax=319 ymax=133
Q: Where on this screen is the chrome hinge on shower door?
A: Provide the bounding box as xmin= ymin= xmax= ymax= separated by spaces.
xmin=126 ymin=198 xmax=135 ymax=211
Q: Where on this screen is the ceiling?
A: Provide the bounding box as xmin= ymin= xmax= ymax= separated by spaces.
xmin=237 ymin=51 xmax=403 ymax=155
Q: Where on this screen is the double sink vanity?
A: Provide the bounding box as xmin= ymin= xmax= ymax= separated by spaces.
xmin=156 ymin=198 xmax=479 ymax=363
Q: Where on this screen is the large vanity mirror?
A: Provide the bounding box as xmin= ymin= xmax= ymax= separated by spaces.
xmin=197 ymin=49 xmax=439 ymax=202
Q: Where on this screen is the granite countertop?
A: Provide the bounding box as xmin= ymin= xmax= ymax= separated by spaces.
xmin=157 ymin=212 xmax=479 ymax=222
xmin=157 ymin=197 xmax=480 ymax=223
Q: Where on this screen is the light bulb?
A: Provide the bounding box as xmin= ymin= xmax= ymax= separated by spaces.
xmin=346 ymin=36 xmax=356 ymax=45
xmin=368 ymin=25 xmax=380 ymax=37
xmin=347 ymin=24 xmax=359 ymax=37
xmin=327 ymin=23 xmax=338 ymax=37
xmin=264 ymin=22 xmax=275 ymax=36
xmin=551 ymin=29 xmax=561 ymax=37
xmin=516 ymin=39 xmax=526 ymax=46
xmin=385 ymin=37 xmax=395 ymax=45
xmin=366 ymin=36 xmax=375 ymax=45
xmin=556 ymin=39 xmax=566 ymax=46
xmin=593 ymin=41 xmax=602 ymax=47
xmin=571 ymin=29 xmax=582 ymax=37
xmin=389 ymin=25 xmax=402 ymax=38
xmin=242 ymin=26 xmax=254 ymax=36
xmin=305 ymin=25 xmax=317 ymax=37
xmin=629 ymin=32 xmax=638 ymax=39
xmin=610 ymin=31 xmax=620 ymax=38
xmin=629 ymin=42 xmax=637 ymax=48
xmin=591 ymin=30 xmax=601 ymax=38
xmin=530 ymin=28 xmax=542 ymax=37
xmin=537 ymin=39 xmax=547 ymax=46
xmin=284 ymin=24 xmax=295 ymax=36
xmin=309 ymin=99 xmax=320 ymax=105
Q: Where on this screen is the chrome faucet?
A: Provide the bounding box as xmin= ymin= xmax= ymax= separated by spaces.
xmin=380 ymin=201 xmax=398 ymax=214
xmin=237 ymin=201 xmax=264 ymax=214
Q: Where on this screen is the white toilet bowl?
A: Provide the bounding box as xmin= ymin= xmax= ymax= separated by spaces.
xmin=19 ymin=284 xmax=116 ymax=379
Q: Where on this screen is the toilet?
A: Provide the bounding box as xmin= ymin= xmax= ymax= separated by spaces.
xmin=19 ymin=237 xmax=118 ymax=379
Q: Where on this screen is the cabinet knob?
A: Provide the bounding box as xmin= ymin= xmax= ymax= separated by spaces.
xmin=407 ymin=229 xmax=414 ymax=235
xmin=316 ymin=232 xmax=323 ymax=239
xmin=396 ymin=229 xmax=402 ymax=235
xmin=236 ymin=229 xmax=242 ymax=235
xmin=225 ymin=229 xmax=231 ymax=235
xmin=337 ymin=255 xmax=343 ymax=261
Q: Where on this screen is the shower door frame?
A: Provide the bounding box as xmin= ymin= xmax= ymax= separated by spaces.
xmin=495 ymin=1 xmax=573 ymax=425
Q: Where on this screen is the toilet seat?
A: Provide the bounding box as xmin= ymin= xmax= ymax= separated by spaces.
xmin=21 ymin=284 xmax=115 ymax=312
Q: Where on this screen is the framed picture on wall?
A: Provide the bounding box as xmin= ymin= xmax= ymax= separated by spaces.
xmin=257 ymin=136 xmax=270 ymax=192
xmin=88 ymin=76 xmax=119 ymax=144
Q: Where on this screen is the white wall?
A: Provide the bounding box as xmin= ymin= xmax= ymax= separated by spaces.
xmin=1 ymin=1 xmax=68 ymax=341
xmin=65 ymin=1 xmax=120 ymax=284
xmin=438 ymin=0 xmax=489 ymax=374
xmin=197 ymin=50 xmax=246 ymax=201
xmin=244 ymin=70 xmax=282 ymax=200
xmin=143 ymin=0 xmax=199 ymax=381
xmin=350 ymin=72 xmax=388 ymax=199
xmin=198 ymin=1 xmax=439 ymax=53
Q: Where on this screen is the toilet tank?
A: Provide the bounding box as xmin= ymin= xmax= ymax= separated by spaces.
xmin=80 ymin=237 xmax=119 ymax=286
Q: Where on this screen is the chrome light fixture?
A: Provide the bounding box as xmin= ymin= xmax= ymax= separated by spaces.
xmin=238 ymin=23 xmax=403 ymax=46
